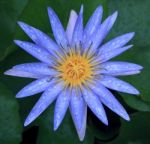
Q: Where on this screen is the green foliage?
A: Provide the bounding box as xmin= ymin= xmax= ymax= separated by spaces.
xmin=0 ymin=0 xmax=29 ymax=61
xmin=108 ymin=112 xmax=150 ymax=144
xmin=0 ymin=82 xmax=22 ymax=144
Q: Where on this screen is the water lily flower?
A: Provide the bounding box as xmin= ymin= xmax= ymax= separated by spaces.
xmin=5 ymin=5 xmax=142 ymax=141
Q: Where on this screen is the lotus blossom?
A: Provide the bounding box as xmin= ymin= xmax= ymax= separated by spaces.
xmin=5 ymin=5 xmax=142 ymax=141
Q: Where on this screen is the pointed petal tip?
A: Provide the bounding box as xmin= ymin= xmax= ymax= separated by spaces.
xmin=103 ymin=118 xmax=109 ymax=126
xmin=14 ymin=40 xmax=21 ymax=45
xmin=123 ymin=114 xmax=130 ymax=121
xmin=4 ymin=70 xmax=12 ymax=75
xmin=130 ymin=32 xmax=135 ymax=37
xmin=53 ymin=119 xmax=60 ymax=131
xmin=47 ymin=7 xmax=54 ymax=16
xmin=70 ymin=10 xmax=77 ymax=16
xmin=24 ymin=118 xmax=31 ymax=127
xmin=80 ymin=4 xmax=84 ymax=14
xmin=16 ymin=93 xmax=24 ymax=98
xmin=95 ymin=5 xmax=103 ymax=13
xmin=17 ymin=21 xmax=23 ymax=26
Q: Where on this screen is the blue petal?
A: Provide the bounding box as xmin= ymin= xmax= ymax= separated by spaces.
xmin=66 ymin=10 xmax=78 ymax=44
xmin=82 ymin=87 xmax=108 ymax=125
xmin=13 ymin=62 xmax=58 ymax=76
xmin=96 ymin=61 xmax=143 ymax=76
xmin=90 ymin=82 xmax=130 ymax=121
xmin=16 ymin=77 xmax=53 ymax=98
xmin=18 ymin=22 xmax=60 ymax=55
xmin=47 ymin=7 xmax=69 ymax=49
xmin=99 ymin=32 xmax=135 ymax=53
xmin=54 ymin=88 xmax=70 ymax=130
xmin=24 ymin=81 xmax=64 ymax=126
xmin=96 ymin=45 xmax=133 ymax=63
xmin=83 ymin=5 xmax=103 ymax=44
xmin=14 ymin=40 xmax=54 ymax=65
xmin=70 ymin=88 xmax=87 ymax=141
xmin=84 ymin=11 xmax=118 ymax=54
xmin=4 ymin=68 xmax=42 ymax=79
xmin=71 ymin=5 xmax=83 ymax=48
xmin=100 ymin=75 xmax=140 ymax=95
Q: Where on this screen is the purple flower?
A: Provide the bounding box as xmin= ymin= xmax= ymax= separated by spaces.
xmin=5 ymin=5 xmax=142 ymax=141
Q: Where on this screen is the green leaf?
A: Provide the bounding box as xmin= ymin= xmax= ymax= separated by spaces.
xmin=107 ymin=0 xmax=150 ymax=47
xmin=37 ymin=106 xmax=94 ymax=144
xmin=108 ymin=112 xmax=150 ymax=144
xmin=0 ymin=82 xmax=22 ymax=144
xmin=0 ymin=0 xmax=29 ymax=61
xmin=122 ymin=94 xmax=150 ymax=112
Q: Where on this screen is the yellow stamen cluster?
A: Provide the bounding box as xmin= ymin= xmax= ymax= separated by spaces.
xmin=57 ymin=50 xmax=94 ymax=87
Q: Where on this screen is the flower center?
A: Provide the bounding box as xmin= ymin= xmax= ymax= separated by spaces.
xmin=57 ymin=52 xmax=93 ymax=87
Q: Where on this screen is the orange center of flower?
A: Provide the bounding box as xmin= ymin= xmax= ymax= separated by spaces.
xmin=57 ymin=50 xmax=93 ymax=87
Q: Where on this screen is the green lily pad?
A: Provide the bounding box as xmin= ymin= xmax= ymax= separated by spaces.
xmin=0 ymin=82 xmax=22 ymax=144
xmin=0 ymin=0 xmax=29 ymax=61
xmin=108 ymin=0 xmax=150 ymax=47
xmin=108 ymin=112 xmax=150 ymax=144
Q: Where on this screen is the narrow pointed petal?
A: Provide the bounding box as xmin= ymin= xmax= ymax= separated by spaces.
xmin=4 ymin=68 xmax=42 ymax=79
xmin=103 ymin=11 xmax=118 ymax=36
xmin=99 ymin=32 xmax=135 ymax=53
xmin=70 ymin=88 xmax=87 ymax=133
xmin=24 ymin=81 xmax=64 ymax=126
xmin=66 ymin=10 xmax=78 ymax=44
xmin=77 ymin=105 xmax=87 ymax=141
xmin=54 ymin=88 xmax=70 ymax=130
xmin=13 ymin=63 xmax=58 ymax=76
xmin=97 ymin=45 xmax=133 ymax=63
xmin=82 ymin=87 xmax=108 ymax=125
xmin=90 ymin=82 xmax=130 ymax=121
xmin=71 ymin=5 xmax=83 ymax=48
xmin=48 ymin=7 xmax=69 ymax=49
xmin=83 ymin=5 xmax=103 ymax=43
xmin=99 ymin=61 xmax=143 ymax=76
xmin=14 ymin=40 xmax=53 ymax=65
xmin=100 ymin=75 xmax=140 ymax=95
xmin=18 ymin=22 xmax=59 ymax=55
xmin=16 ymin=77 xmax=53 ymax=98
xmin=84 ymin=11 xmax=118 ymax=54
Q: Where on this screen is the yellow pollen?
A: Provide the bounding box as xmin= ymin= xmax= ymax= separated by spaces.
xmin=57 ymin=51 xmax=93 ymax=87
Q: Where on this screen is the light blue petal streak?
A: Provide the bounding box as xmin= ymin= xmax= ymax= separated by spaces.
xmin=66 ymin=10 xmax=78 ymax=44
xmin=100 ymin=75 xmax=140 ymax=95
xmin=16 ymin=77 xmax=53 ymax=98
xmin=54 ymin=88 xmax=70 ymax=130
xmin=13 ymin=62 xmax=58 ymax=76
xmin=90 ymin=82 xmax=130 ymax=121
xmin=96 ymin=61 xmax=143 ymax=76
xmin=14 ymin=40 xmax=54 ymax=65
xmin=70 ymin=88 xmax=87 ymax=140
xmin=18 ymin=22 xmax=60 ymax=55
xmin=95 ymin=45 xmax=133 ymax=63
xmin=24 ymin=81 xmax=64 ymax=126
xmin=82 ymin=87 xmax=108 ymax=125
xmin=4 ymin=68 xmax=42 ymax=79
xmin=48 ymin=7 xmax=69 ymax=49
xmin=71 ymin=5 xmax=83 ymax=48
xmin=83 ymin=5 xmax=103 ymax=45
xmin=99 ymin=32 xmax=135 ymax=53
